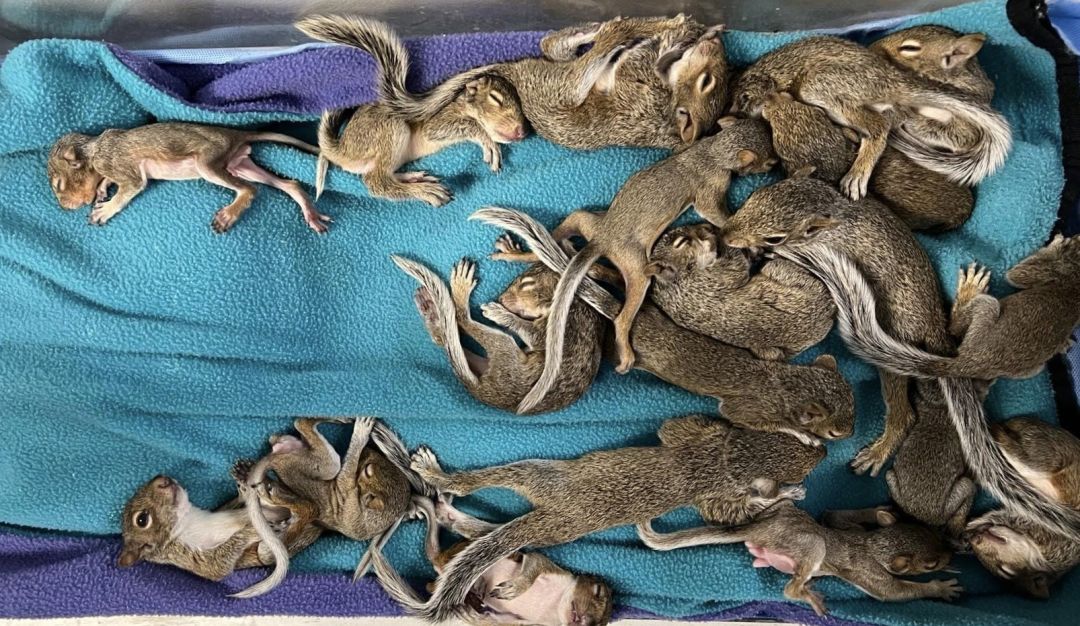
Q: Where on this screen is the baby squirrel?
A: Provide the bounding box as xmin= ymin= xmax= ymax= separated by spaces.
xmin=392 ymin=254 xmax=605 ymax=415
xmin=723 ymin=176 xmax=952 ymax=478
xmin=47 ymin=123 xmax=329 ymax=233
xmin=993 ymin=417 xmax=1080 ymax=508
xmin=244 ymin=416 xmax=431 ymax=585
xmin=472 ymin=207 xmax=854 ymax=443
xmin=761 ymin=90 xmax=974 ymax=232
xmin=797 ymin=235 xmax=1080 ymax=381
xmin=883 ymin=379 xmax=974 ymax=538
xmin=371 ymin=495 xmax=613 ymax=626
xmin=519 ymin=118 xmax=775 ymax=413
xmin=730 ymin=34 xmax=1010 ymax=198
xmin=647 ymin=223 xmax=835 ymax=359
xmin=541 ymin=16 xmax=728 ymax=145
xmin=118 ymin=472 xmax=321 ymax=583
xmin=296 ymin=16 xmax=527 ymax=207
xmin=967 ymin=509 xmax=1080 ymax=599
xmin=639 ymin=502 xmax=958 ymax=616
xmin=320 ymin=15 xmax=727 ymax=149
xmin=771 ymin=238 xmax=1080 ymax=542
xmin=871 ymin=26 xmax=995 ymax=154
xmin=404 ymin=414 xmax=824 ymax=621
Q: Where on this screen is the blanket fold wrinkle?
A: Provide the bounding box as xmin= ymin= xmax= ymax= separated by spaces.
xmin=0 ymin=1 xmax=1073 ymax=624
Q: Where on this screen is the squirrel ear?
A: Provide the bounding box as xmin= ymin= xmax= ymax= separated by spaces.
xmin=1021 ymin=573 xmax=1052 ymax=600
xmin=717 ymin=115 xmax=739 ymax=130
xmin=117 ymin=545 xmax=143 ymax=568
xmin=646 ymin=260 xmax=678 ymax=284
xmin=735 ymin=149 xmax=758 ymax=168
xmin=60 ymin=145 xmax=83 ymax=168
xmin=876 ymin=509 xmax=898 ymax=527
xmin=463 ymin=80 xmax=480 ymax=102
xmin=804 ymin=212 xmax=839 ymax=237
xmin=813 ymin=354 xmax=838 ymax=371
xmin=945 ymin=34 xmax=986 ymax=68
xmin=890 ymin=554 xmax=911 ymax=572
xmin=789 ymin=164 xmax=816 ymax=179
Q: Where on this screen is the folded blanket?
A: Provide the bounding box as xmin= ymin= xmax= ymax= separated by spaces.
xmin=0 ymin=0 xmax=1075 ymax=624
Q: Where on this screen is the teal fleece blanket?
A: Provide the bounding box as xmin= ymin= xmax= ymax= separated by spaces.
xmin=0 ymin=0 xmax=1072 ymax=624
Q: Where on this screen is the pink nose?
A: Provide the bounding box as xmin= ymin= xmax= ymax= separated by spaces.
xmin=510 ymin=126 xmax=526 ymax=140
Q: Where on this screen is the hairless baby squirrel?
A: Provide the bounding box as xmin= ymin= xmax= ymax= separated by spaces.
xmin=118 ymin=470 xmax=321 ymax=584
xmin=766 ymin=236 xmax=1080 ymax=542
xmin=48 ymin=123 xmax=330 ymax=233
xmin=235 ymin=416 xmax=432 ymax=595
xmin=402 ymin=414 xmax=824 ymax=620
xmin=370 ymin=495 xmax=614 ymax=626
xmin=638 ymin=502 xmax=958 ymax=616
xmin=300 ymin=15 xmax=727 ymax=150
xmin=646 ymin=223 xmax=835 ymax=359
xmin=295 ymin=16 xmax=527 ymax=207
xmin=471 ymin=207 xmax=853 ymax=445
xmin=516 ymin=118 xmax=775 ymax=414
xmin=730 ymin=33 xmax=1010 ymax=198
xmin=392 ymin=254 xmax=605 ymax=415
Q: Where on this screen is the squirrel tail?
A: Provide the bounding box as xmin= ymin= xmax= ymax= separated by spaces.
xmin=941 ymin=377 xmax=1080 ymax=542
xmin=890 ymin=89 xmax=1011 ymax=186
xmin=230 ymin=458 xmax=290 ymax=599
xmin=417 ymin=513 xmax=539 ymax=621
xmin=773 ymin=243 xmax=958 ymax=378
xmin=390 ymin=255 xmax=479 ymax=388
xmin=469 ymin=206 xmax=620 ymax=320
xmin=516 ymin=244 xmax=602 ymax=414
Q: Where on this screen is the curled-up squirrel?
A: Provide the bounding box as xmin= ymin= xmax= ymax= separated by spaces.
xmin=967 ymin=509 xmax=1080 ymax=599
xmin=883 ymin=380 xmax=974 ymax=538
xmin=472 ymin=207 xmax=854 ymax=443
xmin=301 ymin=15 xmax=727 ymax=150
xmin=239 ymin=416 xmax=432 ymax=592
xmin=118 ymin=472 xmax=321 ymax=583
xmin=782 ymin=235 xmax=1080 ymax=382
xmin=517 ymin=118 xmax=775 ymax=413
xmin=638 ymin=502 xmax=958 ymax=616
xmin=723 ymin=176 xmax=952 ymax=478
xmin=404 ymin=414 xmax=824 ymax=621
xmin=870 ymin=26 xmax=995 ymax=153
xmin=730 ymin=34 xmax=1010 ymax=198
xmin=767 ymin=237 xmax=1080 ymax=542
xmin=296 ymin=16 xmax=527 ymax=206
xmin=47 ymin=123 xmax=329 ymax=233
xmin=992 ymin=417 xmax=1080 ymax=509
xmin=392 ymin=254 xmax=605 ymax=415
xmin=371 ymin=496 xmax=614 ymax=626
xmin=761 ymin=90 xmax=974 ymax=231
xmin=647 ymin=223 xmax=835 ymax=359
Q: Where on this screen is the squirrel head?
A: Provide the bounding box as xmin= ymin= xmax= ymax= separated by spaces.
xmin=118 ymin=475 xmax=189 ymax=568
xmin=568 ymin=575 xmax=614 ymax=626
xmin=660 ymin=25 xmax=729 ymax=144
xmin=870 ymin=25 xmax=993 ymax=101
xmin=965 ymin=510 xmax=1064 ymax=599
xmin=462 ymin=74 xmax=528 ymax=144
xmin=722 ymin=178 xmax=843 ymax=252
xmin=47 ymin=133 xmax=102 ymax=210
xmin=870 ymin=519 xmax=953 ymax=576
xmin=709 ymin=116 xmax=777 ymax=175
xmin=650 ymin=224 xmax=751 ymax=288
xmin=1006 ymin=234 xmax=1080 ymax=290
xmin=498 ymin=264 xmax=559 ymax=322
xmin=355 ymin=447 xmax=413 ymax=536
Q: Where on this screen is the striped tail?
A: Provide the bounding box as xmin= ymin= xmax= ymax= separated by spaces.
xmin=314 ymin=107 xmax=353 ymax=199
xmin=230 ymin=458 xmax=290 ymax=598
xmin=890 ymin=89 xmax=1011 ymax=186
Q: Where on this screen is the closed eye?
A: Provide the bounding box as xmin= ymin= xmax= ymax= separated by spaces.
xmin=898 ymin=40 xmax=923 ymax=56
xmin=672 ymin=236 xmax=689 ymax=249
xmin=489 ymin=91 xmax=505 ymax=106
xmin=697 ymin=72 xmax=715 ymax=94
xmin=763 ymin=234 xmax=787 ymax=245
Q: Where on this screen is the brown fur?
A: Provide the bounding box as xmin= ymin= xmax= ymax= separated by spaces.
xmin=47 ymin=123 xmax=327 ymax=233
xmin=639 ymin=502 xmax=957 ymax=616
xmin=967 ymin=509 xmax=1080 ymax=599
